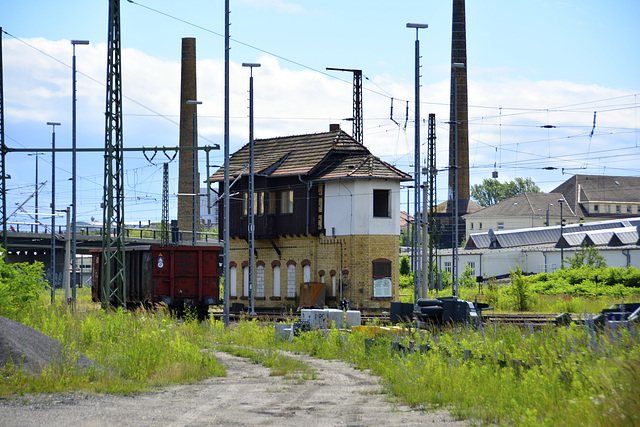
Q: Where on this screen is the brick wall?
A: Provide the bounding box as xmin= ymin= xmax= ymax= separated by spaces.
xmin=227 ymin=233 xmax=399 ymax=311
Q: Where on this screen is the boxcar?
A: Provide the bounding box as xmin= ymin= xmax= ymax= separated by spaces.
xmin=91 ymin=245 xmax=221 ymax=318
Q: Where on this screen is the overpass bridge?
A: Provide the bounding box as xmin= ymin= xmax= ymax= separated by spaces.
xmin=2 ymin=226 xmax=220 ymax=288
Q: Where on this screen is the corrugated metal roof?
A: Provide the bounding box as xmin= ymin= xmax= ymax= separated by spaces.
xmin=609 ymin=229 xmax=640 ymax=246
xmin=466 ymin=217 xmax=640 ymax=250
xmin=556 ymin=232 xmax=587 ymax=248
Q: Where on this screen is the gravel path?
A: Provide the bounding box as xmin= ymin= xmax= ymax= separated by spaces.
xmin=0 ymin=350 xmax=469 ymax=426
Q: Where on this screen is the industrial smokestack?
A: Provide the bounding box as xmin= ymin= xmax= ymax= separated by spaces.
xmin=448 ymin=0 xmax=470 ymax=203
xmin=178 ymin=37 xmax=199 ymax=241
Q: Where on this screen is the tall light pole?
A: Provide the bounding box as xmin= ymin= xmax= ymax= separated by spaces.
xmin=47 ymin=121 xmax=61 ymax=304
xmin=186 ymin=100 xmax=202 ymax=246
xmin=71 ymin=39 xmax=89 ymax=305
xmin=406 ymin=22 xmax=428 ymax=309
xmin=223 ymin=0 xmax=231 ymax=327
xmin=451 ymin=62 xmax=465 ymax=299
xmin=558 ymin=198 xmax=564 ymax=267
xmin=28 ymin=152 xmax=44 ymax=233
xmin=242 ymin=62 xmax=260 ymax=316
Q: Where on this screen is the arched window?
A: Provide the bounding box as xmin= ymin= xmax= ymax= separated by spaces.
xmin=256 ymin=262 xmax=265 ymax=298
xmin=286 ymin=260 xmax=296 ymax=298
xmin=272 ymin=260 xmax=281 ymax=298
xmin=372 ymin=258 xmax=392 ymax=298
xmin=243 ymin=263 xmax=249 ymax=298
xmin=229 ymin=265 xmax=237 ymax=298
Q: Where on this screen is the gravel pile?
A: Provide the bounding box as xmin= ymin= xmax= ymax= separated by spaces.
xmin=0 ymin=315 xmax=97 ymax=374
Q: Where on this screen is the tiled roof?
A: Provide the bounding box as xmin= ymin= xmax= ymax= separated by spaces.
xmin=552 ymin=175 xmax=640 ymax=215
xmin=464 ymin=192 xmax=576 ymax=218
xmin=208 ymin=129 xmax=411 ymax=182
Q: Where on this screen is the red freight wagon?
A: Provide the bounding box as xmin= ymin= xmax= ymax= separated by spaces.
xmin=92 ymin=245 xmax=221 ymax=318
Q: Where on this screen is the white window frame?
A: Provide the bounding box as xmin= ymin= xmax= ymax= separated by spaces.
xmin=256 ymin=264 xmax=265 ymax=298
xmin=230 ymin=266 xmax=237 ymax=298
xmin=287 ymin=264 xmax=296 ymax=298
xmin=273 ymin=265 xmax=280 ymax=297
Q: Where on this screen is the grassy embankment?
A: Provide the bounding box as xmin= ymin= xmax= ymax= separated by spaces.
xmin=1 ymin=256 xmax=639 ymax=425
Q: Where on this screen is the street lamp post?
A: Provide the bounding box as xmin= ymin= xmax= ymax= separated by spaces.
xmin=28 ymin=152 xmax=44 ymax=233
xmin=406 ymin=23 xmax=428 ymax=309
xmin=545 ymin=203 xmax=554 ymax=226
xmin=71 ymin=39 xmax=89 ymax=305
xmin=558 ymin=198 xmax=564 ymax=266
xmin=186 ymin=100 xmax=202 ymax=246
xmin=47 ymin=122 xmax=61 ymax=304
xmin=242 ymin=62 xmax=260 ymax=316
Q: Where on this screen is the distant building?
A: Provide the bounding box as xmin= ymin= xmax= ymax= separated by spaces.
xmin=439 ymin=217 xmax=640 ymax=280
xmin=463 ymin=192 xmax=577 ymax=242
xmin=551 ymin=174 xmax=640 ymax=220
xmin=200 ymin=187 xmax=218 ymax=228
xmin=462 ymin=175 xmax=640 ymax=242
xmin=209 ymin=125 xmax=411 ymax=311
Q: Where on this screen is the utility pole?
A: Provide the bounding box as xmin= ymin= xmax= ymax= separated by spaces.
xmin=102 ymin=0 xmax=126 ymax=308
xmin=326 ymin=67 xmax=363 ymax=143
xmin=71 ymin=39 xmax=89 ymax=306
xmin=223 ymin=0 xmax=231 ymax=327
xmin=47 ymin=121 xmax=61 ymax=303
xmin=242 ymin=62 xmax=260 ymax=315
xmin=161 ymin=163 xmax=169 ymax=246
xmin=1 ymin=27 xmax=7 ymax=256
xmin=424 ymin=113 xmax=437 ymax=293
xmin=407 ymin=23 xmax=428 ymax=307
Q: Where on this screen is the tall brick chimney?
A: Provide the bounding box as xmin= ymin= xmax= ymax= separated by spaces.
xmin=177 ymin=37 xmax=199 ymax=240
xmin=448 ymin=0 xmax=470 ymax=204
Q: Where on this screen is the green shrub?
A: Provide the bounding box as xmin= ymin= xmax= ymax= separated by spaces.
xmin=460 ymin=264 xmax=476 ymax=288
xmin=0 ymin=249 xmax=46 ymax=320
xmin=399 ymin=255 xmax=411 ymax=276
xmin=399 ymin=273 xmax=413 ymax=289
xmin=509 ymin=265 xmax=530 ymax=311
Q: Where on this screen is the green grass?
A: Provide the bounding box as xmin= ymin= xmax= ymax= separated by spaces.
xmin=1 ymin=288 xmax=226 ymax=396
xmin=204 ymin=317 xmax=640 ymax=426
xmin=3 ymin=286 xmax=640 ymax=425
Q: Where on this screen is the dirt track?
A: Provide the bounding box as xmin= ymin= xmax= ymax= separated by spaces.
xmin=0 ymin=351 xmax=469 ymax=426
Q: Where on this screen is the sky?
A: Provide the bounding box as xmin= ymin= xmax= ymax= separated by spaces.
xmin=2 ymin=0 xmax=639 ymax=227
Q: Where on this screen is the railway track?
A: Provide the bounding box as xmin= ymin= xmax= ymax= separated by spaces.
xmin=211 ymin=311 xmax=558 ymax=327
xmin=482 ymin=313 xmax=557 ymax=327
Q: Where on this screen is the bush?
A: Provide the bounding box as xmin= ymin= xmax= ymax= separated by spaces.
xmin=0 ymin=249 xmax=46 ymax=320
xmin=399 ymin=273 xmax=413 ymax=290
xmin=509 ymin=265 xmax=530 ymax=311
xmin=399 ymin=255 xmax=411 ymax=276
xmin=460 ymin=264 xmax=476 ymax=288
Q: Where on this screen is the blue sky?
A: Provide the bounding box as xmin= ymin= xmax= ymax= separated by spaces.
xmin=2 ymin=0 xmax=639 ymax=225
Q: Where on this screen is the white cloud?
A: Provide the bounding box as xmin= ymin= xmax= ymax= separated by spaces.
xmin=4 ymin=37 xmax=638 ymax=219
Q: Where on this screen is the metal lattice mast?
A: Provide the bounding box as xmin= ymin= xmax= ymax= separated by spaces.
xmin=326 ymin=67 xmax=363 ymax=143
xmin=427 ymin=113 xmax=437 ymax=290
xmin=161 ymin=163 xmax=169 ymax=246
xmin=101 ymin=0 xmax=126 ymax=308
xmin=0 ymin=27 xmax=7 ymax=255
xmin=352 ymin=70 xmax=363 ymax=143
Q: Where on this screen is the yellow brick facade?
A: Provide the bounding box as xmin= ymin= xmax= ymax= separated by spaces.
xmin=228 ymin=233 xmax=399 ymax=312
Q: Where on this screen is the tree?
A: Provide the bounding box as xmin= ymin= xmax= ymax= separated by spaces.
xmin=471 ymin=177 xmax=541 ymax=207
xmin=564 ymin=242 xmax=607 ymax=269
xmin=399 ymin=255 xmax=411 ymax=276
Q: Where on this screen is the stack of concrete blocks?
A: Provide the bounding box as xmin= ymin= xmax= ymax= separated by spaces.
xmin=345 ymin=310 xmax=361 ymax=328
xmin=274 ymin=323 xmax=294 ymax=341
xmin=300 ymin=308 xmax=361 ymax=330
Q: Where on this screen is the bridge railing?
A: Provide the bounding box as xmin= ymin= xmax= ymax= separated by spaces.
xmin=6 ymin=222 xmax=220 ymax=243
